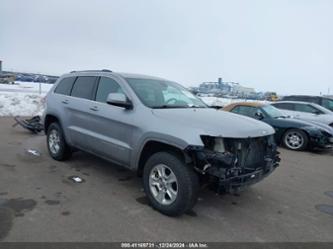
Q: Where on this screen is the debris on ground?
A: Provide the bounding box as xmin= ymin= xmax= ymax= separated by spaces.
xmin=26 ymin=149 xmax=41 ymax=157
xmin=13 ymin=116 xmax=44 ymax=134
xmin=69 ymin=176 xmax=84 ymax=183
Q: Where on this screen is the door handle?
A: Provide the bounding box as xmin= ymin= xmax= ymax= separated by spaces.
xmin=90 ymin=106 xmax=99 ymax=111
xmin=62 ymin=100 xmax=69 ymax=104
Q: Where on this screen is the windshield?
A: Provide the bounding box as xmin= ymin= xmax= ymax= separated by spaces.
xmin=126 ymin=78 xmax=207 ymax=108
xmin=262 ymin=105 xmax=285 ymax=118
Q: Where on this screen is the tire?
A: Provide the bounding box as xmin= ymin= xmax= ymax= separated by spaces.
xmin=143 ymin=151 xmax=199 ymax=216
xmin=46 ymin=122 xmax=72 ymax=160
xmin=282 ymin=129 xmax=309 ymax=151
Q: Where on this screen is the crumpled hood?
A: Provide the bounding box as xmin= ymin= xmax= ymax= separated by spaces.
xmin=152 ymin=108 xmax=275 ymax=138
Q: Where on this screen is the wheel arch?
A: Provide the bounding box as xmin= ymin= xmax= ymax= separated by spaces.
xmin=44 ymin=114 xmax=61 ymax=134
xmin=136 ymin=140 xmax=192 ymax=177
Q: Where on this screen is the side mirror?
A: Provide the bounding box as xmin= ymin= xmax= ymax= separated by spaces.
xmin=255 ymin=111 xmax=264 ymax=120
xmin=106 ymin=93 xmax=133 ymax=109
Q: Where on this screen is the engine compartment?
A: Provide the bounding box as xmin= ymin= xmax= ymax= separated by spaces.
xmin=186 ymin=135 xmax=280 ymax=193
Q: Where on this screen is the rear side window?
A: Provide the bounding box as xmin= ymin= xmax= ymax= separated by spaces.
xmin=294 ymin=103 xmax=320 ymax=114
xmin=71 ymin=76 xmax=97 ymax=100
xmin=273 ymin=103 xmax=294 ymax=110
xmin=301 ymin=97 xmax=319 ymax=104
xmin=283 ymin=96 xmax=319 ymax=104
xmin=54 ymin=77 xmax=76 ymax=95
xmin=95 ymin=77 xmax=123 ymax=103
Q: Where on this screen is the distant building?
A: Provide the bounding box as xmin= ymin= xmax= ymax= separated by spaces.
xmin=0 ymin=60 xmax=16 ymax=84
xmin=198 ymin=78 xmax=232 ymax=94
xmin=232 ymin=84 xmax=255 ymax=97
xmin=197 ymin=77 xmax=255 ymax=97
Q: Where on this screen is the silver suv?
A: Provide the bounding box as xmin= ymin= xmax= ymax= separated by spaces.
xmin=43 ymin=70 xmax=280 ymax=216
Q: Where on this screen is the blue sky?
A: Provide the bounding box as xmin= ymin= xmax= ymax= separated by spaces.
xmin=0 ymin=0 xmax=332 ymax=95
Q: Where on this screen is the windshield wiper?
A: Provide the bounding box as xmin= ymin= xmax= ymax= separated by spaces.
xmin=152 ymin=105 xmax=189 ymax=109
xmin=188 ymin=105 xmax=206 ymax=108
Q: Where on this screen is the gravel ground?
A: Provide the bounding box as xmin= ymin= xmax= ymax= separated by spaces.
xmin=0 ymin=117 xmax=332 ymax=242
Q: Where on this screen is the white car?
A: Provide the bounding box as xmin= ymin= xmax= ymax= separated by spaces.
xmin=272 ymin=101 xmax=333 ymax=127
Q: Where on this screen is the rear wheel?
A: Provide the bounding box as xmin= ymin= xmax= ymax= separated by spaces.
xmin=47 ymin=122 xmax=72 ymax=160
xmin=143 ymin=152 xmax=199 ymax=216
xmin=282 ymin=129 xmax=308 ymax=151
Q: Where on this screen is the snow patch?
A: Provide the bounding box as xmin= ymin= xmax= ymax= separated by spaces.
xmin=0 ymin=93 xmax=46 ymax=116
xmin=199 ymin=96 xmax=267 ymax=107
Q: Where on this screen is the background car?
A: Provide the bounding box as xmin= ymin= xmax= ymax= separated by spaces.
xmin=281 ymin=95 xmax=333 ymax=112
xmin=223 ymin=102 xmax=333 ymax=151
xmin=271 ymin=101 xmax=333 ymax=127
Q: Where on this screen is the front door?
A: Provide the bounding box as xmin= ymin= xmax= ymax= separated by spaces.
xmin=87 ymin=76 xmax=136 ymax=167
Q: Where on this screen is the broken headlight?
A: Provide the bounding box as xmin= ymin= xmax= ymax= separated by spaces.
xmin=201 ymin=135 xmax=226 ymax=153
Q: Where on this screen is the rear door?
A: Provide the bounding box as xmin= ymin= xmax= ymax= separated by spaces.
xmin=87 ymin=76 xmax=135 ymax=166
xmin=51 ymin=76 xmax=77 ymax=141
xmin=67 ymin=76 xmax=99 ymax=151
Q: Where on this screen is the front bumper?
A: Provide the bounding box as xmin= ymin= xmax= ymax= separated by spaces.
xmin=309 ymin=133 xmax=333 ymax=149
xmin=185 ymin=136 xmax=280 ymax=193
xmin=210 ymin=157 xmax=278 ymax=193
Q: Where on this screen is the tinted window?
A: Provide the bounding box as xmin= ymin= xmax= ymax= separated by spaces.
xmin=273 ymin=103 xmax=294 ymax=110
xmin=71 ymin=76 xmax=97 ymax=100
xmin=231 ymin=106 xmax=258 ymax=117
xmin=322 ymin=98 xmax=333 ymax=111
xmin=294 ymin=103 xmax=320 ymax=114
xmin=96 ymin=77 xmax=123 ymax=103
xmin=54 ymin=77 xmax=76 ymax=95
xmin=283 ymin=96 xmax=319 ymax=104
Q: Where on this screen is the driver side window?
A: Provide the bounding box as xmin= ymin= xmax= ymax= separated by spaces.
xmin=231 ymin=106 xmax=258 ymax=118
xmin=95 ymin=77 xmax=124 ymax=103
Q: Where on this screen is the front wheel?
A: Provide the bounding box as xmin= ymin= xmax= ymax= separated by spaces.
xmin=143 ymin=152 xmax=199 ymax=216
xmin=282 ymin=129 xmax=308 ymax=151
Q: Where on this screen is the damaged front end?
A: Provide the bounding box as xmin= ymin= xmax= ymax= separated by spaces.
xmin=185 ymin=135 xmax=280 ymax=193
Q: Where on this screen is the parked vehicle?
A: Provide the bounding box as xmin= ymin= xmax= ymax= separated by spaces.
xmin=0 ymin=73 xmax=15 ymax=84
xmin=265 ymin=92 xmax=278 ymax=102
xmin=271 ymin=101 xmax=333 ymax=127
xmin=223 ymin=102 xmax=333 ymax=151
xmin=281 ymin=95 xmax=333 ymax=112
xmin=43 ymin=70 xmax=280 ymax=216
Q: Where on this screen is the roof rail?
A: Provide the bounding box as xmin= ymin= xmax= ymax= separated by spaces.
xmin=70 ymin=69 xmax=112 ymax=73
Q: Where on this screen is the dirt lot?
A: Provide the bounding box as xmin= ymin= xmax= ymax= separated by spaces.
xmin=0 ymin=117 xmax=332 ymax=242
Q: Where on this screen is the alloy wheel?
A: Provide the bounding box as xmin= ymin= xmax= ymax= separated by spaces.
xmin=149 ymin=164 xmax=178 ymax=205
xmin=284 ymin=131 xmax=304 ymax=150
xmin=48 ymin=129 xmax=61 ymax=154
